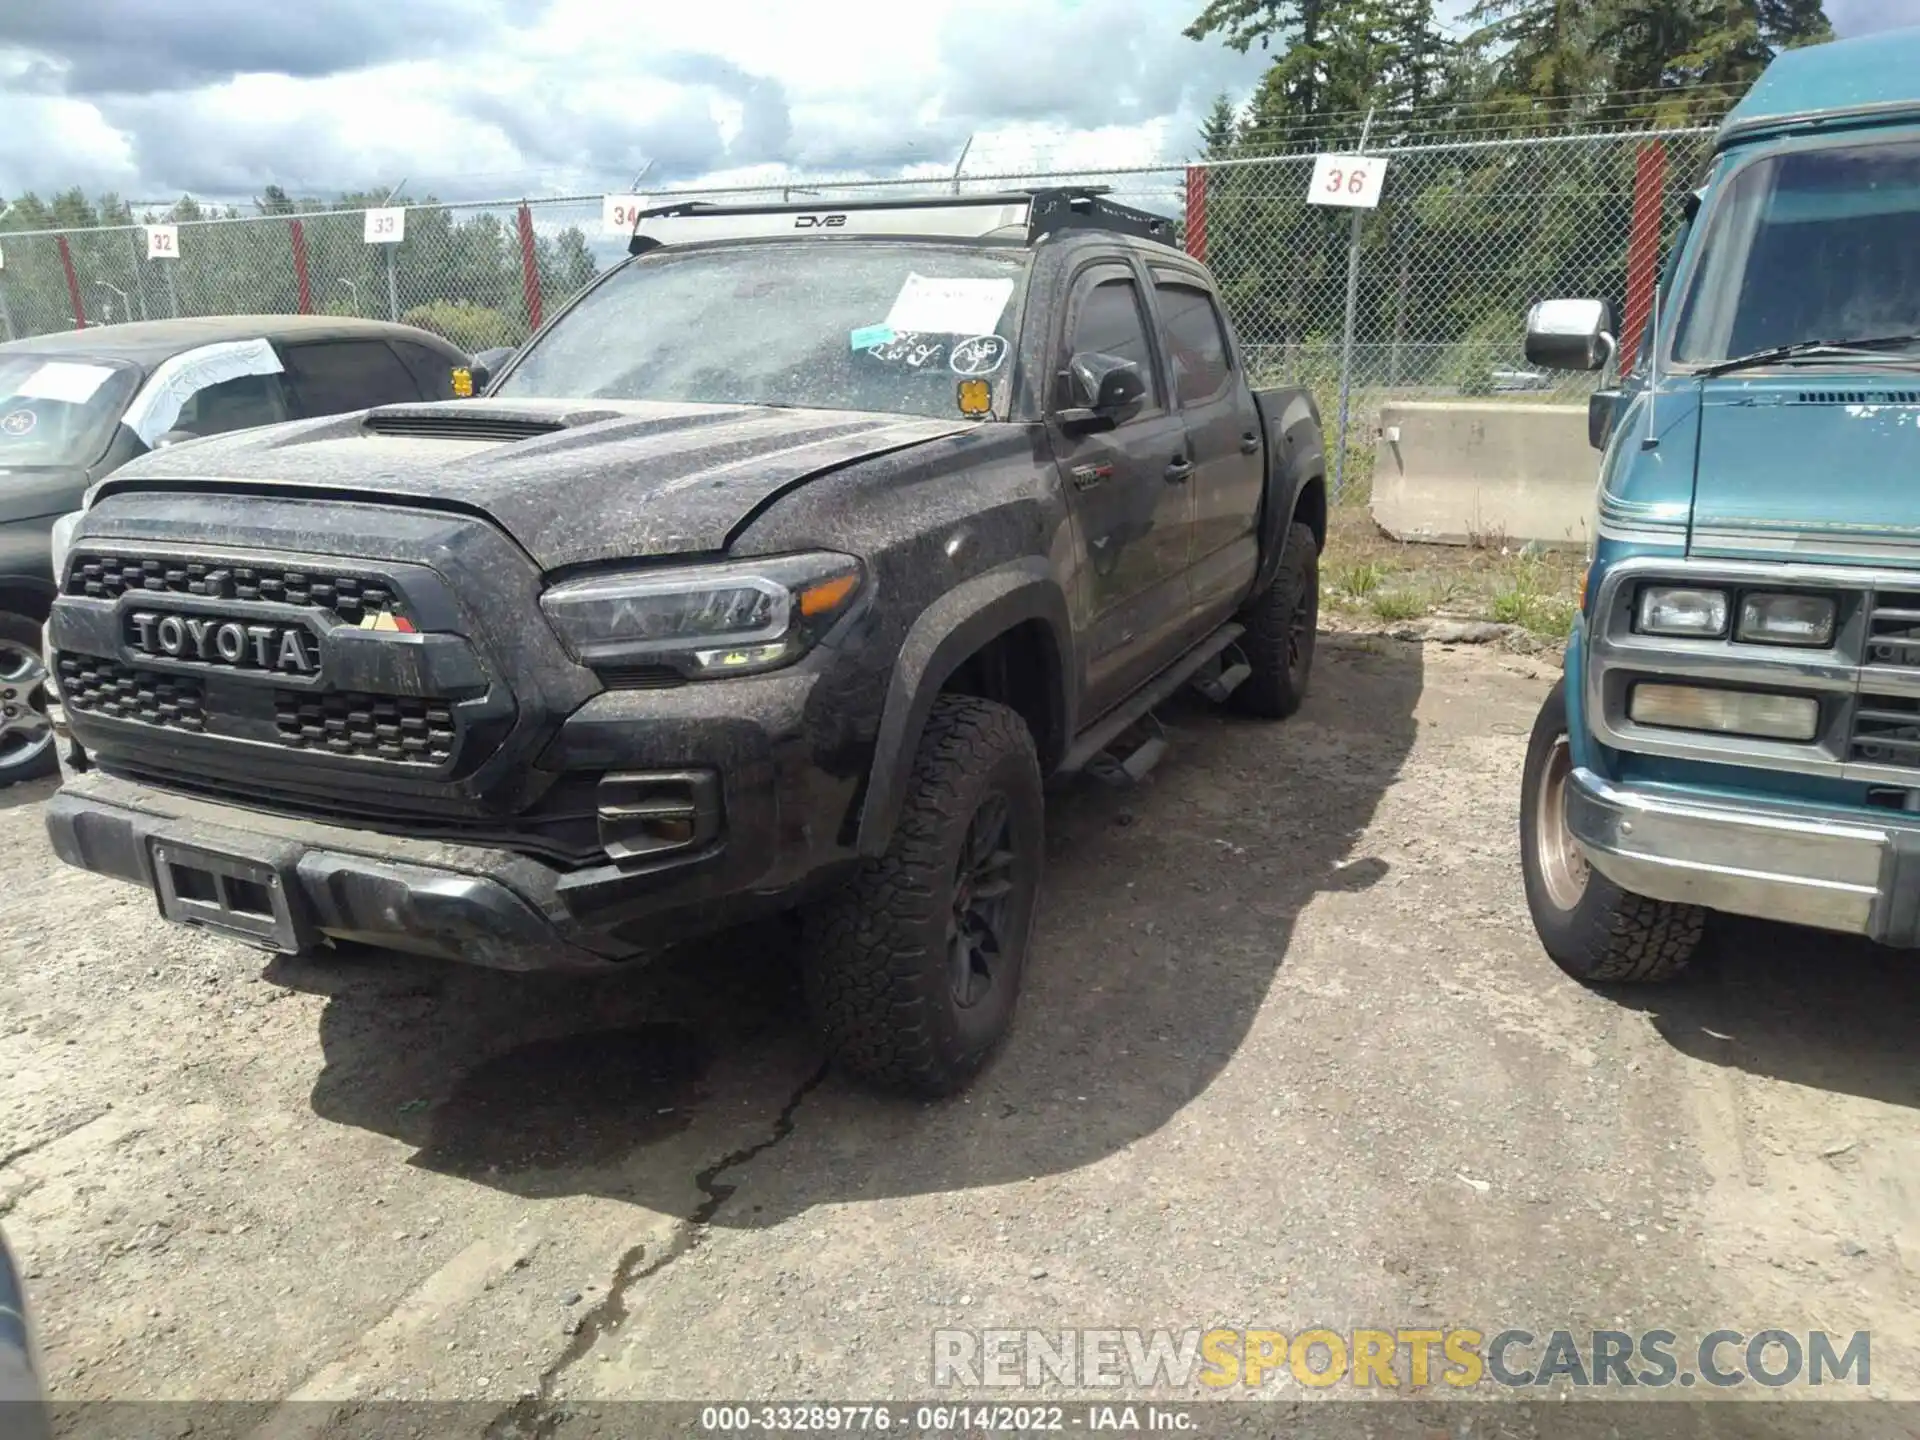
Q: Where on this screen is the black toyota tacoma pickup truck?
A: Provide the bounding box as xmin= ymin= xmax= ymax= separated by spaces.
xmin=43 ymin=188 xmax=1327 ymax=1095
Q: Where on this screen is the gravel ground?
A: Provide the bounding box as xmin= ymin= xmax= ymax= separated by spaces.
xmin=2 ymin=635 xmax=1916 ymax=1434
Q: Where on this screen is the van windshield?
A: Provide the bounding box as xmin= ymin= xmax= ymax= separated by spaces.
xmin=497 ymin=243 xmax=1030 ymax=421
xmin=1672 ymin=137 xmax=1920 ymax=365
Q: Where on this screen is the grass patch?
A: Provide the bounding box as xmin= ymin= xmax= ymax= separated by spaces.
xmin=1320 ymin=503 xmax=1585 ymax=644
xmin=1369 ymin=589 xmax=1427 ymax=622
xmin=1328 ymin=558 xmax=1393 ymax=599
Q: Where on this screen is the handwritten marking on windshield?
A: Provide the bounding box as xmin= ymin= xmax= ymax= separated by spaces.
xmin=950 ymin=335 xmax=1008 ymax=377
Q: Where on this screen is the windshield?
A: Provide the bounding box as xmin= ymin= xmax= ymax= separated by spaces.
xmin=0 ymin=355 xmax=140 ymax=470
xmin=1672 ymin=138 xmax=1920 ymax=365
xmin=498 ymin=243 xmax=1031 ymax=421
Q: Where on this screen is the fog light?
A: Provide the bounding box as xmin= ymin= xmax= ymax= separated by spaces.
xmin=1738 ymin=592 xmax=1835 ymax=647
xmin=1629 ymin=684 xmax=1818 ymax=741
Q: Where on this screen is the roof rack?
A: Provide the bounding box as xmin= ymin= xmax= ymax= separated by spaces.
xmin=626 ymin=187 xmax=1179 ymax=255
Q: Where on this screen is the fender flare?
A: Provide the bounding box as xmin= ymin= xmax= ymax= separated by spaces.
xmin=1250 ymin=388 xmax=1328 ymax=600
xmin=855 ymin=560 xmax=1074 ymax=857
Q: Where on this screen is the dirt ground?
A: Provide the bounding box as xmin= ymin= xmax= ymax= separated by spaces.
xmin=2 ymin=634 xmax=1917 ymax=1433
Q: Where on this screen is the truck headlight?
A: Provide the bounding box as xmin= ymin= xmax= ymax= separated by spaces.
xmin=540 ymin=552 xmax=863 ymax=678
xmin=47 ymin=511 xmax=84 ymax=589
xmin=1629 ymin=683 xmax=1819 ymax=742
xmin=1636 ymin=585 xmax=1728 ymax=638
xmin=1737 ymin=592 xmax=1835 ymax=648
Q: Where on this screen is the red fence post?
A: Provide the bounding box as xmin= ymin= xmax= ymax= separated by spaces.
xmin=289 ymin=218 xmax=313 ymax=314
xmin=516 ymin=203 xmax=543 ymax=333
xmin=1185 ymin=165 xmax=1209 ymax=262
xmin=56 ymin=236 xmax=86 ymax=328
xmin=1620 ymin=140 xmax=1668 ymax=366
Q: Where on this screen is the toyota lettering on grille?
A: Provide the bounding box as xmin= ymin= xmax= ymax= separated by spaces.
xmin=128 ymin=611 xmax=318 ymax=675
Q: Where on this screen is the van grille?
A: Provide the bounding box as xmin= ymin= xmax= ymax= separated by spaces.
xmin=1852 ymin=692 xmax=1920 ymax=767
xmin=1864 ymin=591 xmax=1920 ymax=670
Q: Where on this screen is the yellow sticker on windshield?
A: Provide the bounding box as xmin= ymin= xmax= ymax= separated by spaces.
xmin=957 ymin=379 xmax=991 ymax=417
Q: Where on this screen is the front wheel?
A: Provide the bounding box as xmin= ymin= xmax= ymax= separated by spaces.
xmin=0 ymin=611 xmax=57 ymax=788
xmin=800 ymin=695 xmax=1044 ymax=1096
xmin=1519 ymin=685 xmax=1702 ymax=984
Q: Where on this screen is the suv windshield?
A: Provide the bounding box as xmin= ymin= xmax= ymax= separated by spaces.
xmin=498 ymin=243 xmax=1031 ymax=421
xmin=1673 ymin=137 xmax=1920 ymax=365
xmin=0 ymin=355 xmax=140 ymax=470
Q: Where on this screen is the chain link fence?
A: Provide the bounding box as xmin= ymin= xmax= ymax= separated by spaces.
xmin=0 ymin=124 xmax=1714 ymax=491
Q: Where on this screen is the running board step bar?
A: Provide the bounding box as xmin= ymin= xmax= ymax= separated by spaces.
xmin=1056 ymin=623 xmax=1245 ymax=776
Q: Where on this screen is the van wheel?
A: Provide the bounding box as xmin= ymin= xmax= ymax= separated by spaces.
xmin=0 ymin=612 xmax=56 ymax=788
xmin=1520 ymin=686 xmax=1702 ymax=983
xmin=800 ymin=695 xmax=1043 ymax=1096
xmin=1233 ymin=521 xmax=1317 ymax=719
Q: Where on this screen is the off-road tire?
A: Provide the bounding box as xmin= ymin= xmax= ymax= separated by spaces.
xmin=1520 ymin=686 xmax=1702 ymax=983
xmin=1232 ymin=521 xmax=1318 ymax=719
xmin=800 ymin=695 xmax=1043 ymax=1096
xmin=0 ymin=610 xmax=57 ymax=788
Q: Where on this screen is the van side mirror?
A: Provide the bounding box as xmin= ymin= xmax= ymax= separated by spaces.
xmin=1058 ymin=353 xmax=1147 ymax=432
xmin=1525 ymin=299 xmax=1617 ymax=372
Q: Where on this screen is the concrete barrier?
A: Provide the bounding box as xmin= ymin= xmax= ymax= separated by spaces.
xmin=1369 ymin=401 xmax=1594 ymax=550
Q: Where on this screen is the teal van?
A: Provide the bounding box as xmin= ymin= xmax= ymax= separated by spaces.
xmin=1519 ymin=28 xmax=1920 ymax=982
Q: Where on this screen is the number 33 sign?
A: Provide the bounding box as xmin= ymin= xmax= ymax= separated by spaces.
xmin=1307 ymin=154 xmax=1388 ymax=210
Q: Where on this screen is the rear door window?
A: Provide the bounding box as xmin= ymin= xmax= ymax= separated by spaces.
xmin=281 ymin=340 xmax=425 ymax=416
xmin=1151 ymin=274 xmax=1234 ymax=406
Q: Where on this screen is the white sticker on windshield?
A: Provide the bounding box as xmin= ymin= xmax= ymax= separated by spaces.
xmin=884 ymin=274 xmax=1014 ymax=336
xmin=15 ymin=361 xmax=118 ymax=406
xmin=122 ymin=337 xmax=284 ymax=446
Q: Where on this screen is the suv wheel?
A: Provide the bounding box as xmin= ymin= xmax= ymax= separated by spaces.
xmin=800 ymin=694 xmax=1043 ymax=1096
xmin=1232 ymin=520 xmax=1318 ymax=719
xmin=1519 ymin=686 xmax=1703 ymax=983
xmin=0 ymin=612 xmax=56 ymax=788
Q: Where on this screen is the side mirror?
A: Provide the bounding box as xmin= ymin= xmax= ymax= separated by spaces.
xmin=467 ymin=346 xmax=515 ymax=394
xmin=1525 ymin=299 xmax=1617 ymax=372
xmin=1058 ymin=353 xmax=1148 ymax=431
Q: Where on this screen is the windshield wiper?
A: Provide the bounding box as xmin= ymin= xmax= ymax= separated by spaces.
xmin=1698 ymin=333 xmax=1920 ymax=377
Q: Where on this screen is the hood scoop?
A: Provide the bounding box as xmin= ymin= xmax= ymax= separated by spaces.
xmin=1793 ymin=389 xmax=1920 ymax=406
xmin=363 ymin=409 xmax=568 ymax=443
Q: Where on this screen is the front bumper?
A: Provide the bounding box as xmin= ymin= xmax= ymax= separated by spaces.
xmin=43 ymin=768 xmax=835 ymax=969
xmin=1566 ymin=766 xmax=1920 ymax=943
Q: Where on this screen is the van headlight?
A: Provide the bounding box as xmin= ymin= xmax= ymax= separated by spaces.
xmin=1635 ymin=585 xmax=1728 ymax=638
xmin=1737 ymin=593 xmax=1835 ymax=648
xmin=47 ymin=511 xmax=84 ymax=588
xmin=540 ymin=552 xmax=863 ymax=678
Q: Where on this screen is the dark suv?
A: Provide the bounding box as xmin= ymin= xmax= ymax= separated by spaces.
xmin=44 ymin=189 xmax=1327 ymax=1094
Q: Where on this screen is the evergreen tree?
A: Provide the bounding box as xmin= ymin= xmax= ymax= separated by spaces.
xmin=1200 ymin=93 xmax=1241 ymax=159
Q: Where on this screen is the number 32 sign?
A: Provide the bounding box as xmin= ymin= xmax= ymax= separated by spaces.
xmin=1307 ymin=154 xmax=1388 ymax=210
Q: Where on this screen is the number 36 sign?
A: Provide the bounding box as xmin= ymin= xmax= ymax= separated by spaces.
xmin=1307 ymin=154 xmax=1389 ymax=210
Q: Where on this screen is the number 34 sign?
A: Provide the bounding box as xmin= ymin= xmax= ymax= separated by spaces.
xmin=1307 ymin=154 xmax=1389 ymax=210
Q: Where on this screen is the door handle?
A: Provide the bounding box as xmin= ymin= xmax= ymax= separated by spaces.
xmin=1164 ymin=457 xmax=1194 ymax=484
xmin=1240 ymin=432 xmax=1261 ymax=454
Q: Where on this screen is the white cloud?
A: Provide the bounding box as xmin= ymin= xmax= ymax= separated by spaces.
xmin=0 ymin=0 xmax=1263 ymax=204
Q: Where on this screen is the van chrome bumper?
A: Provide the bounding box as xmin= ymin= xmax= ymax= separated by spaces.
xmin=1563 ymin=767 xmax=1920 ymax=942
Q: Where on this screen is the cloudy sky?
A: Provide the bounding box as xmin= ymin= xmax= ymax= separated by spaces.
xmin=0 ymin=0 xmax=1912 ymax=207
